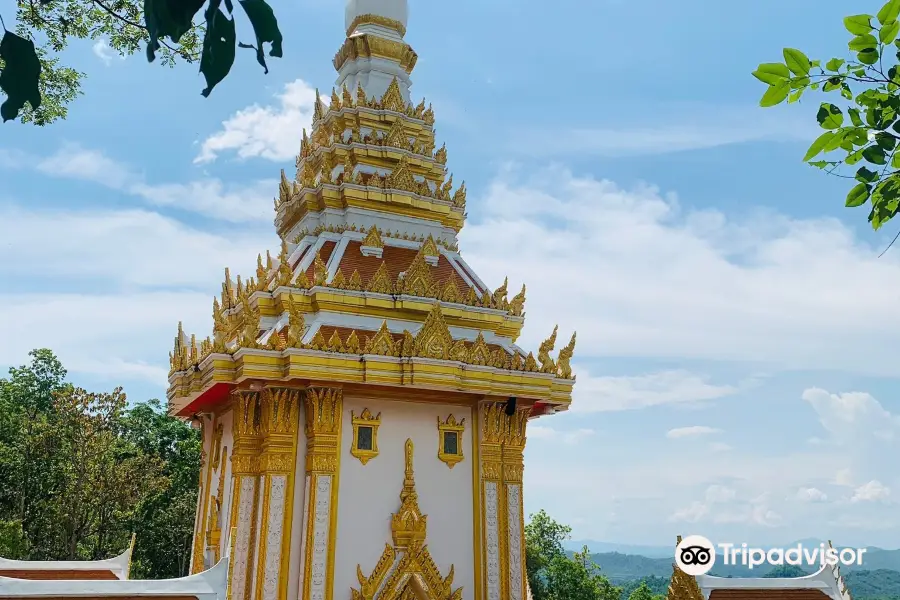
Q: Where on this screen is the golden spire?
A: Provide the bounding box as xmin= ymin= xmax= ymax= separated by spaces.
xmin=313 ymin=88 xmax=324 ymax=120
xmin=667 ymin=540 xmax=704 ymax=600
xmin=434 ymin=143 xmax=447 ymax=165
xmin=342 ymin=84 xmax=353 ymax=107
xmin=452 ymin=182 xmax=466 ymax=208
xmin=276 ymin=240 xmax=293 ymax=287
xmin=391 ymin=438 xmax=427 ymax=548
xmin=331 ymin=87 xmax=341 ymax=111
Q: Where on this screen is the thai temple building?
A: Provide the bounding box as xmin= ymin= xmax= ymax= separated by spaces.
xmin=162 ymin=1 xmax=578 ymax=599
xmin=666 ymin=538 xmax=855 ymax=600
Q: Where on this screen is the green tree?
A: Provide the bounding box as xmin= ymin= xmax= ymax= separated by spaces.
xmin=0 ymin=0 xmax=283 ymax=124
xmin=525 ymin=510 xmax=622 ymax=600
xmin=754 ymin=0 xmax=900 ymax=232
xmin=627 ymin=581 xmax=664 ymax=600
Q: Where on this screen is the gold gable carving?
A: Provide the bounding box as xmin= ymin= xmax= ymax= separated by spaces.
xmin=413 ymin=303 xmax=452 ymax=360
xmin=386 ymin=154 xmax=417 ymax=192
xmin=361 ymin=226 xmax=385 ymax=248
xmin=420 ymin=235 xmax=439 ymax=257
xmin=365 ymin=321 xmax=399 ymax=356
xmin=381 ymin=77 xmax=406 ymax=113
xmin=352 ymin=439 xmax=463 ymax=600
xmin=398 ymin=247 xmax=436 ymax=298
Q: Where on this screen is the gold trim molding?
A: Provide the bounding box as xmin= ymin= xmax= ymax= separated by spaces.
xmin=437 ymin=414 xmax=465 ymax=469
xmin=350 ymin=408 xmax=381 ymax=465
xmin=346 ymin=13 xmax=407 ymax=37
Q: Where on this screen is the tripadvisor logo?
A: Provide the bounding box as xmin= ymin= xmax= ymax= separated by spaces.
xmin=675 ymin=535 xmax=867 ymax=576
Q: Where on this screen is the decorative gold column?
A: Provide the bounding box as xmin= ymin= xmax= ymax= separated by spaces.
xmin=190 ymin=415 xmax=212 ymax=574
xmin=228 ymin=391 xmax=263 ymax=600
xmin=502 ymin=408 xmax=529 ymax=600
xmin=253 ymin=387 xmax=302 ymax=600
xmin=299 ymin=386 xmax=343 ymax=600
xmin=479 ymin=402 xmax=505 ymax=600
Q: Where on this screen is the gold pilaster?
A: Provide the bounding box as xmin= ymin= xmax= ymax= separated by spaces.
xmin=479 ymin=402 xmax=504 ymax=600
xmin=253 ymin=387 xmax=301 ymax=600
xmin=228 ymin=390 xmax=263 ymax=600
xmin=300 ymin=386 xmax=343 ymax=600
xmin=501 ymin=408 xmax=529 ymax=600
xmin=191 ymin=415 xmax=215 ymax=574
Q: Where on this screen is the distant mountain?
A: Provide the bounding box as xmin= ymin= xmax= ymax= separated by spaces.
xmin=564 ymin=540 xmax=673 ymax=558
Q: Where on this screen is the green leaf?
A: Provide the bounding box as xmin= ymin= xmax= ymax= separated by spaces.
xmin=804 ymin=131 xmax=835 ymax=161
xmin=841 ymin=85 xmax=854 ymax=100
xmin=760 ymin=81 xmax=790 ymax=107
xmin=752 ymin=63 xmax=790 ymax=84
xmin=859 ymin=48 xmax=880 ymax=64
xmin=856 ymin=166 xmax=880 ymax=183
xmin=845 ymin=14 xmax=874 ymax=34
xmin=863 ymin=144 xmax=888 ymax=164
xmin=199 ymin=7 xmax=237 ymax=97
xmin=817 ymin=103 xmax=844 ymax=129
xmin=238 ymin=0 xmax=283 ymax=74
xmin=849 ymin=33 xmax=879 ymax=51
xmin=877 ymin=131 xmax=898 ymax=150
xmin=144 ymin=0 xmax=206 ymax=62
xmin=809 ymin=160 xmax=834 ymax=168
xmin=847 ymin=148 xmax=866 ymax=164
xmin=846 ymin=182 xmax=871 ymax=207
xmin=849 ymin=107 xmax=865 ymax=126
xmin=879 ymin=0 xmax=900 ymax=24
xmin=825 ymin=57 xmax=845 ymax=71
xmin=788 ymin=89 xmax=803 ymax=103
xmin=882 ymin=20 xmax=900 ymax=42
xmin=783 ymin=48 xmax=811 ymax=76
xmin=891 ymin=152 xmax=900 ymax=168
xmin=0 ymin=32 xmax=42 ymax=122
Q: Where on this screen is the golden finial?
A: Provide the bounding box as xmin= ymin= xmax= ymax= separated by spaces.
xmin=391 ymin=439 xmax=427 ymax=548
xmin=313 ymin=252 xmax=328 ymax=286
xmin=300 ymin=128 xmax=310 ymax=158
xmin=557 ymin=332 xmax=576 ymax=379
xmin=423 ymin=103 xmax=435 ymax=125
xmin=331 ymin=87 xmax=341 ymax=111
xmin=356 ymin=82 xmax=368 ymax=107
xmin=256 ymin=254 xmax=267 ymax=291
xmin=296 ymin=270 xmax=311 ymax=289
xmin=452 ymin=182 xmax=466 ymax=209
xmin=440 ymin=174 xmax=453 ymax=201
xmin=320 ymin=153 xmax=334 ymax=184
xmin=361 ymin=225 xmax=384 ymax=248
xmin=313 ymin=88 xmax=324 ymax=120
xmin=509 ymin=284 xmax=526 ymax=316
xmin=286 ymin=302 xmax=305 ymax=347
xmin=342 ymin=84 xmax=354 ymax=107
xmin=415 ymin=98 xmax=426 ymax=118
xmin=537 ymin=325 xmax=558 ymax=373
xmin=434 ymin=143 xmax=447 ymax=165
xmin=279 ymin=168 xmax=292 ymax=206
xmin=276 ymin=240 xmax=293 ymax=287
xmin=491 ymin=277 xmax=508 ymax=309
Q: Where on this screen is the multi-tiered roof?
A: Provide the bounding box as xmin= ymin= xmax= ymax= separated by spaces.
xmin=166 ymin=7 xmax=576 ymax=416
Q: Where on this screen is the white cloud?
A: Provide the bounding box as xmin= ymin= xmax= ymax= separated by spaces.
xmin=461 ymin=165 xmax=900 ymax=376
xmin=505 ymin=105 xmax=815 ymax=157
xmin=196 ymin=79 xmax=318 ymax=164
xmin=834 ymin=468 xmax=854 ymax=487
xmin=666 ymin=425 xmax=722 ymax=439
xmin=92 ymin=39 xmax=121 ymax=66
xmin=851 ymin=480 xmax=890 ymax=503
xmin=528 ymin=425 xmax=594 ymax=445
xmin=569 ymin=370 xmax=738 ymax=412
xmin=797 ymin=487 xmax=828 ymax=503
xmin=802 ymin=388 xmax=900 ymax=443
xmin=709 ymin=442 xmax=732 ymax=453
xmin=705 ymin=485 xmax=737 ymax=503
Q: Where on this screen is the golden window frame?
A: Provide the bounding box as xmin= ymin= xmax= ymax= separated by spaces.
xmin=437 ymin=414 xmax=466 ymax=468
xmin=350 ymin=408 xmax=381 ymax=465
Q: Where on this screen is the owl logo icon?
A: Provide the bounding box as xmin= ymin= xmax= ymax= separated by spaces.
xmin=675 ymin=535 xmax=716 ymax=576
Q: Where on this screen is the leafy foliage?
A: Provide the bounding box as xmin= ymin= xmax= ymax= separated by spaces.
xmin=753 ymin=0 xmax=900 ymax=231
xmin=0 ymin=349 xmax=201 ymax=576
xmin=525 ymin=510 xmax=623 ymax=600
xmin=0 ymin=0 xmax=282 ymax=124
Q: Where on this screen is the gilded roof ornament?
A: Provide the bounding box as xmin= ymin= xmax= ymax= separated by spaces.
xmin=299 ymin=159 xmax=317 ymax=189
xmin=342 ymin=84 xmax=354 ymax=108
xmin=342 ymin=152 xmax=355 ymax=183
xmin=366 ymin=262 xmax=394 ymax=294
xmin=434 ymin=143 xmax=447 ymax=165
xmin=413 ymin=303 xmax=452 ymax=360
xmin=331 ymin=88 xmax=341 ymax=112
xmin=381 ymin=77 xmax=406 ymax=113
xmin=469 ymin=332 xmax=492 ymax=367
xmin=452 ymin=182 xmax=466 ymax=209
xmin=346 ymin=330 xmax=361 ymax=353
xmin=398 ymin=247 xmax=437 ymax=297
xmin=267 ymin=330 xmax=285 ymax=351
xmin=386 ymin=154 xmax=417 ymax=192
xmin=464 ymin=286 xmax=477 ymax=306
xmin=420 ymin=234 xmax=439 ymax=257
xmin=330 ymin=268 xmax=347 ymax=289
xmin=347 ymin=269 xmax=364 ymax=291
xmin=320 ymin=153 xmax=334 ymax=184
xmin=238 ymin=297 xmax=261 ymax=349
xmin=356 ymin=82 xmax=368 ymax=107
xmin=307 ymin=329 xmax=327 ymax=351
xmin=327 ymin=330 xmax=345 ymax=352
xmin=449 ymin=339 xmax=468 ymax=362
xmin=313 ymin=88 xmax=324 ymax=121
xmin=666 ymin=544 xmax=704 ymax=600
xmin=440 ymin=279 xmax=461 ymax=304
xmin=384 ymin=117 xmax=408 ymax=149
xmin=276 ymin=240 xmax=294 ymax=287
xmin=365 ymin=321 xmax=399 ymax=356
xmin=286 ymin=302 xmax=305 ymax=347
xmin=525 ymin=352 xmax=538 ymax=372
xmin=391 ymin=439 xmax=426 ymax=547
xmin=296 ymin=270 xmax=311 ymax=289
xmin=538 ymin=326 xmax=558 ymax=373
xmin=423 ymin=103 xmax=434 ymax=125
xmin=313 ymin=252 xmax=328 ymax=286
xmin=509 ymin=284 xmax=526 ymax=317
xmin=300 ymin=128 xmax=310 ymax=159
xmin=361 ymin=225 xmax=385 ymax=248
xmin=255 ymin=254 xmax=268 ymax=291
xmin=557 ymin=332 xmax=576 ymax=379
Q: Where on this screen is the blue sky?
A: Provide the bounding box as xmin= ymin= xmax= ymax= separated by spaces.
xmin=2 ymin=0 xmax=900 ymax=550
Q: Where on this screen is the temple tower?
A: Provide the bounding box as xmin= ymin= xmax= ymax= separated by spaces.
xmin=167 ymin=1 xmax=578 ymax=599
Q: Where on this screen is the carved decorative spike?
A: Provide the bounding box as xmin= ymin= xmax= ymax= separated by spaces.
xmin=557 ymin=332 xmax=577 ymax=379
xmin=330 ymin=269 xmax=347 ymax=289
xmin=327 ymin=330 xmax=345 ymax=352
xmin=381 ymin=77 xmax=406 ymax=113
xmin=361 ymin=226 xmax=384 ymax=248
xmin=313 ymin=88 xmax=324 ymax=120
xmin=413 ymin=303 xmax=453 ymax=360
xmin=343 ymin=153 xmax=354 ymax=183
xmin=331 ymin=88 xmax=341 ymax=112
xmin=398 ymin=247 xmax=435 ymax=298
xmin=440 ymin=279 xmax=461 ymax=304
xmin=313 ymin=253 xmax=328 ymax=286
xmin=469 ymin=332 xmax=491 ymax=367
xmin=356 ymin=82 xmax=368 ymax=107
xmin=366 ymin=262 xmax=394 ymax=294
xmin=296 ymin=270 xmax=311 ymax=289
xmin=342 ymin=84 xmax=354 ymax=108
xmin=434 ymin=143 xmax=447 ymax=165
xmin=400 ymin=330 xmax=415 ymax=357
xmin=452 ymin=182 xmax=467 ymax=209
xmin=347 ymin=269 xmax=363 ymax=291
xmin=525 ymin=352 xmax=538 ymax=372
xmin=299 ymin=159 xmax=316 ymax=188
xmin=386 ymin=154 xmax=417 ymax=192
xmin=308 ymin=329 xmax=327 ymax=351
xmin=491 ymin=276 xmax=509 ymax=309
xmin=286 ymin=303 xmax=305 ymax=347
xmin=509 ymin=284 xmax=526 ymax=316
xmin=423 ymin=103 xmax=435 ymax=125
xmin=364 ymin=321 xmax=398 ymax=356
xmin=464 ymin=286 xmax=478 ymax=306
xmin=384 ymin=117 xmax=408 ymax=149
xmin=345 ymin=330 xmax=361 ymax=353
xmin=537 ymin=325 xmax=558 ymax=373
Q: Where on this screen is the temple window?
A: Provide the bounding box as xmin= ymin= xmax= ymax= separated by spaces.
xmin=350 ymin=408 xmax=381 ymax=464
xmin=437 ymin=414 xmax=465 ymax=468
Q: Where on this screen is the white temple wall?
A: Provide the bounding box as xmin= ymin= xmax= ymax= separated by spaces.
xmin=333 ymin=397 xmax=475 ymax=599
xmin=285 ymin=414 xmax=308 ymax=600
